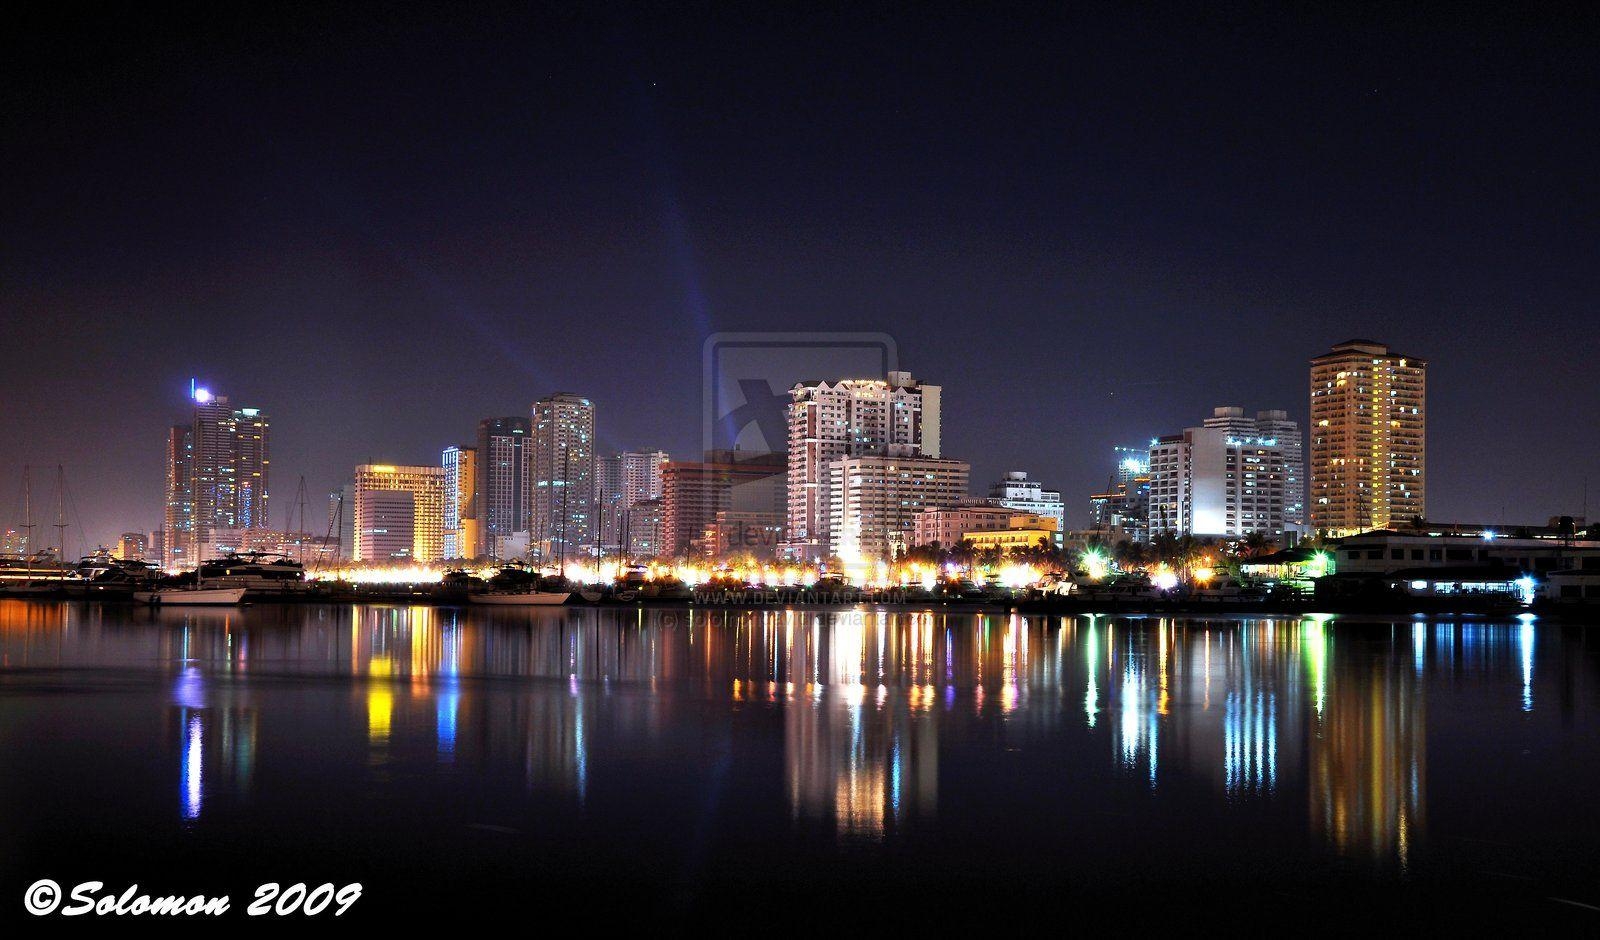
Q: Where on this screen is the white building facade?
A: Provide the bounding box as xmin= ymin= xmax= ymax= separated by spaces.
xmin=1203 ymin=406 xmax=1305 ymax=528
xmin=1148 ymin=425 xmax=1290 ymax=539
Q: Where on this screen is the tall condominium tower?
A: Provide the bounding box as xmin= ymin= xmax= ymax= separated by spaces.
xmin=474 ymin=417 xmax=530 ymax=558
xmin=783 ymin=371 xmax=941 ymax=561
xmin=1309 ymin=340 xmax=1426 ymax=537
xmin=352 ymin=464 xmax=446 ymax=562
xmin=441 ymin=445 xmax=477 ymax=559
xmin=163 ymin=384 xmax=270 ymax=566
xmin=163 ymin=424 xmax=195 ymax=567
xmin=1203 ymin=406 xmax=1305 ymax=528
xmin=531 ymin=393 xmax=596 ymax=560
xmin=596 ymin=450 xmax=668 ymax=554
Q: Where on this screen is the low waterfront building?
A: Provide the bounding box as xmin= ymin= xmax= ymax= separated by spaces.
xmin=912 ymin=502 xmax=1014 ymax=548
xmin=1239 ymin=546 xmax=1333 ymax=593
xmin=208 ymin=527 xmax=339 ymax=565
xmin=1544 ymin=566 xmax=1600 ymax=606
xmin=988 ymin=471 xmax=1065 ymax=545
xmin=1330 ymin=522 xmax=1600 ymax=576
xmin=962 ymin=514 xmax=1059 ymax=554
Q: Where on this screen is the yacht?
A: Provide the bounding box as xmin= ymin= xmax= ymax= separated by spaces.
xmin=197 ymin=552 xmax=315 ymax=597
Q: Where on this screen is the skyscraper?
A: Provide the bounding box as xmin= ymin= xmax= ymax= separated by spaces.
xmin=783 ymin=371 xmax=940 ymax=561
xmin=163 ymin=424 xmax=194 ymax=567
xmin=164 ymin=384 xmax=270 ymax=566
xmin=475 ymin=417 xmax=530 ymax=559
xmin=1309 ymin=340 xmax=1426 ymax=537
xmin=531 ymin=393 xmax=595 ymax=560
xmin=442 ymin=445 xmax=477 ymax=559
xmin=596 ymin=450 xmax=668 ymax=554
xmin=352 ymin=464 xmax=446 ymax=562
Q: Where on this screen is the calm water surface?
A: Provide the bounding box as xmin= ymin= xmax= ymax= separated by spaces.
xmin=3 ymin=600 xmax=1598 ymax=927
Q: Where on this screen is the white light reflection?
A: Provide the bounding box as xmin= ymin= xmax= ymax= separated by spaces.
xmin=1519 ymin=617 xmax=1535 ymax=712
xmin=182 ymin=713 xmax=203 ymax=820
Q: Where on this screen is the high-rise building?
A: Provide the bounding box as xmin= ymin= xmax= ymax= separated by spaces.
xmin=987 ymin=471 xmax=1065 ymax=545
xmin=1205 ymin=406 xmax=1305 ymax=528
xmin=783 ymin=371 xmax=941 ymax=561
xmin=442 ymin=445 xmax=477 ymax=559
xmin=352 ymin=464 xmax=446 ymax=562
xmin=1148 ymin=425 xmax=1290 ymax=538
xmin=163 ymin=384 xmax=270 ymax=566
xmin=475 ymin=417 xmax=531 ymax=558
xmin=827 ymin=455 xmax=970 ymax=562
xmin=1309 ymin=340 xmax=1427 ymax=537
xmin=596 ymin=450 xmax=668 ymax=554
xmin=1089 ymin=447 xmax=1151 ymax=543
xmin=661 ymin=450 xmax=786 ymax=557
xmin=163 ymin=424 xmax=195 ymax=567
xmin=625 ymin=498 xmax=666 ymax=560
xmin=531 ymin=393 xmax=596 ymax=560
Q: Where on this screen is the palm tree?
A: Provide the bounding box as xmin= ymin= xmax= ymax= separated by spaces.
xmin=1235 ymin=530 xmax=1277 ymax=560
xmin=1113 ymin=539 xmax=1151 ymax=571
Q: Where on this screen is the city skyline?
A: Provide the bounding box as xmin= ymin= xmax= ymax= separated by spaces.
xmin=0 ymin=329 xmax=1578 ymax=554
xmin=3 ymin=7 xmax=1596 ymax=550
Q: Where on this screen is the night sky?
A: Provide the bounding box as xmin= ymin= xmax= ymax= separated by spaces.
xmin=4 ymin=3 xmax=1597 ymax=550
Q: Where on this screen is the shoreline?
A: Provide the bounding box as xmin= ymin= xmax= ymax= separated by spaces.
xmin=3 ymin=591 xmax=1591 ymax=620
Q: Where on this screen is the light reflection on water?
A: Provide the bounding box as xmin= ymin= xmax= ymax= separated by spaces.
xmin=1 ymin=599 xmax=1596 ymax=894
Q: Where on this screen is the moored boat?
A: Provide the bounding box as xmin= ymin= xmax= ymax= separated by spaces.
xmin=467 ymin=590 xmax=571 ymax=606
xmin=134 ymin=586 xmax=248 ymax=606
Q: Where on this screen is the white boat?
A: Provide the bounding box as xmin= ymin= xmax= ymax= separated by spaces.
xmin=467 ymin=590 xmax=571 ymax=606
xmin=134 ymin=586 xmax=248 ymax=606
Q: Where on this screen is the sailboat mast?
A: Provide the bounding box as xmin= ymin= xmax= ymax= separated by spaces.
xmin=52 ymin=465 xmax=68 ymax=563
xmin=22 ymin=466 xmax=34 ymax=577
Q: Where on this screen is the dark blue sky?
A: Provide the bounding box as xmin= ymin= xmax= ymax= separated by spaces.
xmin=4 ymin=3 xmax=1597 ymax=549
